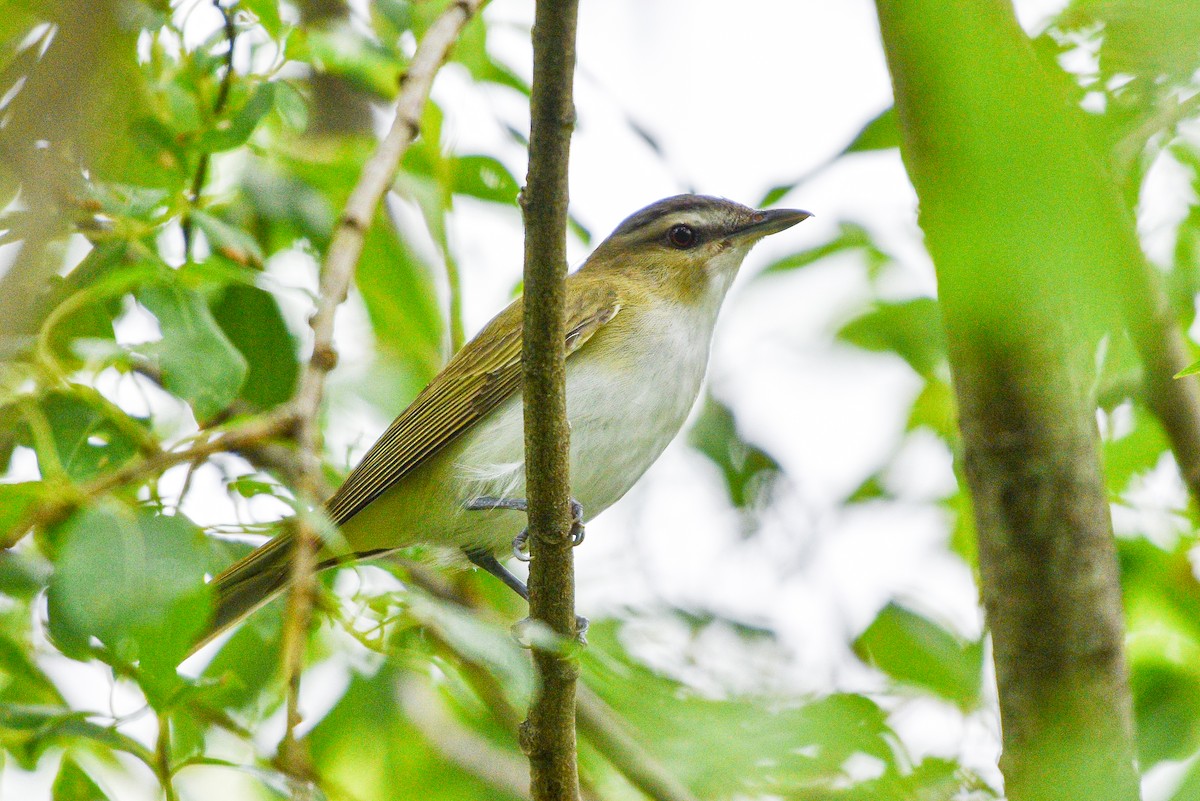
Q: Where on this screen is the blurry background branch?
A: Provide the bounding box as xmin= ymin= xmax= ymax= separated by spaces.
xmin=876 ymin=1 xmax=1141 ymax=799
xmin=1125 ymin=267 xmax=1200 ymax=506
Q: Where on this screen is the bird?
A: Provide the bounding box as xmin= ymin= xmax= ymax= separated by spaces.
xmin=197 ymin=194 xmax=810 ymax=652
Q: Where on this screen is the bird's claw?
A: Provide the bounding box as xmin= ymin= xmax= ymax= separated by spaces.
xmin=512 ymin=528 xmax=531 ymax=562
xmin=569 ymin=499 xmax=585 ymax=546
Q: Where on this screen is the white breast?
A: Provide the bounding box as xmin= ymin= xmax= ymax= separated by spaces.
xmin=454 ymin=296 xmax=720 ymax=521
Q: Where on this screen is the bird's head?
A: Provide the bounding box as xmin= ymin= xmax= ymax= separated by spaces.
xmin=585 ymin=194 xmax=811 ymax=306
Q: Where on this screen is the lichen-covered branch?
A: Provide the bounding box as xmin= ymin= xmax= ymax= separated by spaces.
xmin=273 ymin=0 xmax=486 ymax=774
xmin=519 ymin=0 xmax=582 ymax=798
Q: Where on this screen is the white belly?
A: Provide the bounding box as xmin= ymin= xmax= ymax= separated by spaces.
xmin=461 ymin=355 xmax=706 ymax=505
xmin=453 ymin=307 xmax=712 ymax=532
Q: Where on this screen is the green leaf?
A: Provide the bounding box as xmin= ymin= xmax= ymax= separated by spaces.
xmin=1166 ymin=755 xmax=1200 ymax=801
xmin=297 ymin=25 xmax=405 ymax=99
xmin=842 ymin=106 xmax=899 ymax=154
xmin=1175 ymin=359 xmax=1200 ymax=378
xmin=138 ymin=282 xmax=249 ymax=422
xmin=199 ymin=592 xmax=285 ymax=711
xmin=3 ymin=391 xmax=141 ymax=484
xmin=450 ymin=154 xmax=520 ymax=206
xmin=1104 ymin=406 xmax=1169 ymax=493
xmin=373 ymin=0 xmax=412 ymax=38
xmin=853 ymin=602 xmax=983 ymax=710
xmin=0 ymin=705 xmax=154 ymax=771
xmin=1059 ymin=0 xmax=1200 ymax=85
xmin=0 ymin=549 xmax=52 ymax=600
xmin=195 ymin=81 xmax=278 ymax=153
xmin=759 ymin=222 xmax=890 ymax=278
xmin=1131 ymin=659 xmax=1200 ymax=767
xmin=846 ymin=473 xmax=888 ymax=504
xmin=210 ymin=283 xmax=299 ymax=410
xmin=240 ymin=0 xmax=284 ymax=37
xmin=688 ymin=394 xmax=782 ymax=510
xmin=450 ymin=13 xmax=530 ymax=96
xmin=242 ymin=159 xmax=336 ymax=249
xmin=0 ymin=633 xmax=64 ymax=707
xmin=40 ymin=243 xmax=133 ymax=369
xmin=906 ymin=378 xmax=958 ymax=440
xmin=757 ymin=183 xmax=796 ymax=209
xmin=1120 ymin=538 xmax=1200 ymax=660
xmin=52 ymin=757 xmax=109 ymax=801
xmin=272 ymin=80 xmax=308 ymax=131
xmin=307 ymin=664 xmax=523 ymax=801
xmin=581 ymin=621 xmax=901 ymax=797
xmin=0 ymin=482 xmax=52 ymax=545
xmin=47 ymin=503 xmax=211 ymax=685
xmin=838 ymin=297 xmax=946 ymax=379
xmin=190 ymin=210 xmax=265 ymax=266
xmin=356 ymin=214 xmax=444 ymax=396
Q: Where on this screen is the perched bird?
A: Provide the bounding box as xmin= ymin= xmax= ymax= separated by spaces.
xmin=199 ymin=194 xmax=809 ymax=650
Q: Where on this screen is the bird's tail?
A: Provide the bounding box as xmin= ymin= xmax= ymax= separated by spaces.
xmin=189 ymin=531 xmax=298 ymax=658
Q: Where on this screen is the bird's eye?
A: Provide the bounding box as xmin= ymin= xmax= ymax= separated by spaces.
xmin=666 ymin=224 xmax=697 ymax=249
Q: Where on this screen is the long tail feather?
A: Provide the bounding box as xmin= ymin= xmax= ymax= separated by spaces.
xmin=190 ymin=532 xmax=297 ymax=657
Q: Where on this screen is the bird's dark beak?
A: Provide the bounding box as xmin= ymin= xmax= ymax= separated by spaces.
xmin=735 ymin=208 xmax=813 ymax=239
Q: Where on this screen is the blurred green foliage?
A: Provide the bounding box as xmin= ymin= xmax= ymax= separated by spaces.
xmin=0 ymin=0 xmax=1198 ymax=799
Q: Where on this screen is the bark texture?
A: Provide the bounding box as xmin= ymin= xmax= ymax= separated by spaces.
xmin=520 ymin=0 xmax=582 ymax=799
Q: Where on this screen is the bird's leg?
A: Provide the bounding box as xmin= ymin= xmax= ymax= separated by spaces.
xmin=462 ymin=495 xmax=589 ymax=642
xmin=464 ymin=548 xmax=528 ymax=600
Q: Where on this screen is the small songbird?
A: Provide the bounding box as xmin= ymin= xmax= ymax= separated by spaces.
xmin=198 ymin=194 xmax=809 ymax=650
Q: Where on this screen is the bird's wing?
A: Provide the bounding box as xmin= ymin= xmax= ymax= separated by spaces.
xmin=324 ymin=282 xmax=622 ymax=526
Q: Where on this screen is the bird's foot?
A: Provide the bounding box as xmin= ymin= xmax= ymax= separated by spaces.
xmin=464 ymin=496 xmax=585 ymax=562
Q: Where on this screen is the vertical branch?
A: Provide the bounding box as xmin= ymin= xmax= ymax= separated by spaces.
xmin=519 ymin=0 xmax=581 ymax=799
xmin=273 ymin=0 xmax=486 ymax=776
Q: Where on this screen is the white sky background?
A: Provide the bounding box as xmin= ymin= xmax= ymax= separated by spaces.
xmin=23 ymin=0 xmax=1200 ymax=798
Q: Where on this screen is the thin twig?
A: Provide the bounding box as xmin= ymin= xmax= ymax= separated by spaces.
xmin=274 ymin=0 xmax=487 ymax=776
xmin=445 ymin=242 xmax=467 ymax=353
xmin=182 ymin=0 xmax=238 ymax=258
xmin=8 ymin=411 xmax=296 ymax=544
xmin=519 ymin=0 xmax=582 ymax=798
xmin=156 ymin=712 xmax=180 ymax=801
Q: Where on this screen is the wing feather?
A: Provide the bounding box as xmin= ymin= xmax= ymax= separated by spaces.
xmin=325 ymin=283 xmax=621 ymax=526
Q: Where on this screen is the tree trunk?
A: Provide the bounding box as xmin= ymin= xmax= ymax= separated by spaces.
xmin=873 ymin=1 xmax=1141 ymax=799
